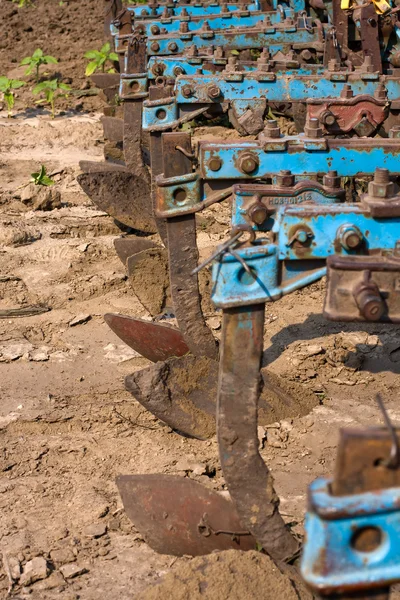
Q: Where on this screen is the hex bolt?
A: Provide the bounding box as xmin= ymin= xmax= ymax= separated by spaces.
xmin=264 ymin=119 xmax=281 ymax=139
xmin=226 ymin=56 xmax=238 ymax=72
xmin=300 ymin=49 xmax=312 ymax=61
xmin=338 ymin=224 xmax=364 ymax=250
xmin=248 ymin=201 xmax=268 ymax=225
xmin=340 ymin=84 xmax=354 ymax=99
xmin=389 ymin=125 xmax=400 ymax=139
xmin=168 ymin=42 xmax=178 ymax=52
xmin=263 ymin=15 xmax=272 ymax=26
xmin=221 ymin=2 xmax=229 ymax=11
xmin=323 ymin=170 xmax=340 ymax=189
xmin=207 ymin=84 xmax=221 ymax=99
xmin=276 ymin=170 xmax=295 ymax=187
xmin=208 ymin=157 xmax=222 ymax=171
xmin=179 ymin=22 xmax=189 ymax=33
xmin=150 ymin=42 xmax=160 ymax=52
xmin=152 ymin=63 xmax=164 ymax=76
xmin=304 ymin=117 xmax=323 ymax=139
xmin=374 ymin=83 xmax=387 ymax=100
xmin=181 ymin=8 xmax=189 ymax=17
xmin=368 ymin=168 xmax=395 ymax=198
xmin=150 ymin=25 xmax=160 ymax=35
xmin=214 ymin=46 xmax=224 ymax=59
xmin=320 ymin=110 xmax=336 ymax=126
xmin=181 ymin=84 xmax=194 ymax=98
xmin=328 ymin=58 xmax=340 ymax=72
xmin=362 ymin=54 xmax=374 ymax=73
xmin=374 ymin=168 xmax=390 ymax=184
xmin=238 ymin=152 xmax=259 ymax=174
xmin=354 ymin=282 xmax=385 ymax=321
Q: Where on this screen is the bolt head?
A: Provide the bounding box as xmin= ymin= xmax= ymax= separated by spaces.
xmin=208 ymin=157 xmax=222 ymax=171
xmin=150 ymin=42 xmax=160 ymax=52
xmin=207 ymin=85 xmax=221 ymax=99
xmin=168 ymin=42 xmax=178 ymax=52
xmin=238 ymin=152 xmax=259 ymax=174
xmin=181 ymin=84 xmax=193 ymax=98
xmin=248 ymin=201 xmax=268 ymax=225
xmin=150 ymin=25 xmax=160 ymax=35
xmin=276 ymin=170 xmax=294 ymax=187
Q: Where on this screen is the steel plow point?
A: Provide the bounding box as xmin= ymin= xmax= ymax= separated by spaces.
xmin=78 ymin=160 xmax=127 ymax=174
xmin=127 ymin=247 xmax=169 ymax=317
xmin=113 ymin=237 xmax=161 ymax=266
xmin=90 ymin=73 xmax=120 ymax=90
xmin=104 ymin=314 xmax=189 ymax=363
xmin=125 ymin=356 xmax=318 ymax=440
xmin=77 ymin=171 xmax=156 ymax=233
xmin=101 ymin=116 xmax=124 ymax=143
xmin=116 ymin=474 xmax=256 ymax=556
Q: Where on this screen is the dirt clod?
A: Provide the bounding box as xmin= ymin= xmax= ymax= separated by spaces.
xmin=139 ymin=550 xmax=312 ymax=600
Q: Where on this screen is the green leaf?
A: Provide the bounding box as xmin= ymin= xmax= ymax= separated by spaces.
xmin=109 ymin=52 xmax=119 ymax=62
xmin=33 ymin=81 xmax=48 ymax=94
xmin=43 ymin=55 xmax=58 ymax=64
xmin=84 ymin=50 xmax=100 ymax=60
xmin=32 ymin=48 xmax=43 ymax=58
xmin=10 ymin=80 xmax=25 ymax=89
xmin=58 ymin=82 xmax=71 ymax=91
xmin=24 ymin=65 xmax=34 ymax=75
xmin=40 ymin=176 xmax=54 ymax=186
xmin=20 ymin=57 xmax=31 ymax=65
xmin=0 ymin=76 xmax=10 ymax=92
xmin=100 ymin=42 xmax=111 ymax=55
xmin=85 ymin=61 xmax=98 ymax=76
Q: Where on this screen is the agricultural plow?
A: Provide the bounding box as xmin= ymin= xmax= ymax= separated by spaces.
xmin=76 ymin=0 xmax=400 ymax=596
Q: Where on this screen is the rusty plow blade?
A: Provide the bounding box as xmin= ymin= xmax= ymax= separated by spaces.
xmin=113 ymin=237 xmax=161 ymax=266
xmin=126 ymin=355 xmax=318 ymax=440
xmin=104 ymin=314 xmax=189 ymax=363
xmin=77 ymin=170 xmax=156 ymax=233
xmin=116 ymin=474 xmax=256 ymax=556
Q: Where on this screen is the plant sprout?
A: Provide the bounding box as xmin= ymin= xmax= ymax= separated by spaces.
xmin=31 ymin=165 xmax=55 ymax=186
xmin=33 ymin=78 xmax=71 ymax=118
xmin=12 ymin=0 xmax=34 ymax=6
xmin=21 ymin=49 xmax=58 ymax=82
xmin=84 ymin=43 xmax=118 ymax=77
xmin=0 ymin=77 xmax=25 ymax=118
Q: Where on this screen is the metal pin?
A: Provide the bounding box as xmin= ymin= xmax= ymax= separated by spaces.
xmin=191 ymin=232 xmax=243 ymax=275
xmin=376 ymin=393 xmax=400 ymax=469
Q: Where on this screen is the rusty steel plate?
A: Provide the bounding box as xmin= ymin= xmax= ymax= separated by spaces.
xmin=90 ymin=73 xmax=120 ymax=89
xmin=116 ymin=474 xmax=256 ymax=556
xmin=104 ymin=314 xmax=189 ymax=363
xmin=113 ymin=236 xmax=160 ymax=266
xmin=79 ymin=160 xmax=127 ymax=174
xmin=101 ymin=116 xmax=124 ymax=143
xmin=77 ymin=171 xmax=156 ymax=233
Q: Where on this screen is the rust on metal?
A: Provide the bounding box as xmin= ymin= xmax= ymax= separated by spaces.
xmin=113 ymin=236 xmax=160 ymax=266
xmin=77 ymin=171 xmax=155 ymax=233
xmin=116 ymin=474 xmax=256 ymax=556
xmin=105 ymin=313 xmax=189 ymax=362
xmin=217 ymin=304 xmax=300 ymax=562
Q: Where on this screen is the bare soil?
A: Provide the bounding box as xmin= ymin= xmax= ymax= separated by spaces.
xmin=1 ymin=1 xmax=400 ymax=599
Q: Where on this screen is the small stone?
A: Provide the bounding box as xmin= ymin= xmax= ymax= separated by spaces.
xmin=82 ymin=523 xmax=107 ymax=539
xmin=280 ymin=420 xmax=293 ymax=433
xmin=59 ymin=563 xmax=87 ymax=579
xmin=107 ymin=518 xmax=120 ymax=531
xmin=78 ymin=243 xmax=89 ymax=252
xmin=0 ymin=342 xmax=33 ymax=362
xmin=32 ymin=570 xmax=65 ymax=591
xmin=50 ymin=548 xmax=75 ymax=566
xmin=302 ymin=344 xmax=324 ymax=357
xmin=191 ymin=463 xmax=206 ymax=476
xmin=20 ymin=183 xmax=36 ymax=203
xmin=257 ymin=425 xmax=266 ymax=448
xmin=80 ymin=80 xmax=91 ymax=90
xmin=20 ymin=557 xmax=49 ymax=586
xmin=29 ymin=347 xmax=49 ymax=362
xmin=206 ymin=317 xmax=221 ymax=330
xmin=32 ymin=188 xmax=62 ymax=211
xmin=69 ymin=314 xmax=91 ymax=327
xmin=7 ymin=555 xmax=21 ymax=580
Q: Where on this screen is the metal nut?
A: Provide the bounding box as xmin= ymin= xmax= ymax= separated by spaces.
xmin=276 ymin=170 xmax=294 ymax=187
xmin=181 ymin=84 xmax=194 ymax=98
xmin=368 ymin=168 xmax=395 ymax=198
xmin=323 ymin=170 xmax=340 ymax=189
xmin=150 ymin=25 xmax=160 ymax=35
xmin=304 ymin=118 xmax=323 ymax=139
xmin=168 ymin=42 xmax=178 ymax=52
xmin=150 ymin=42 xmax=160 ymax=52
xmin=207 ymin=84 xmax=221 ymax=99
xmin=238 ymin=152 xmax=259 ymax=174
xmin=338 ymin=224 xmax=363 ymax=250
xmin=248 ymin=201 xmax=268 ymax=225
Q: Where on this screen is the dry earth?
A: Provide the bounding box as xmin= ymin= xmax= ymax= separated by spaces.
xmin=1 ymin=1 xmax=400 ymax=599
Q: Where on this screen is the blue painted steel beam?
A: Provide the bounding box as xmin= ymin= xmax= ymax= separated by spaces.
xmin=174 ymin=72 xmax=400 ymax=103
xmin=146 ymin=24 xmax=323 ymax=55
xmin=128 ymin=1 xmax=263 ymax=18
xmin=199 ymin=139 xmax=400 ymax=180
